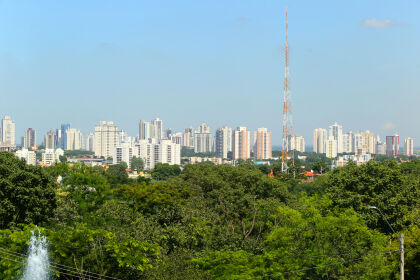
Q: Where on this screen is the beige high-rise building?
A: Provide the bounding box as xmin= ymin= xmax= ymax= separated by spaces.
xmin=1 ymin=115 xmax=16 ymax=147
xmin=65 ymin=128 xmax=84 ymax=150
xmin=314 ymin=128 xmax=327 ymax=154
xmin=404 ymin=137 xmax=414 ymax=156
xmin=253 ymin=128 xmax=272 ymax=160
xmin=94 ymin=121 xmax=119 ymax=158
xmin=183 ymin=126 xmax=194 ymax=148
xmin=232 ymin=126 xmax=250 ymax=160
xmin=287 ymin=134 xmax=305 ymax=153
xmin=326 ymin=135 xmax=337 ymax=159
xmin=360 ymin=130 xmax=375 ymax=154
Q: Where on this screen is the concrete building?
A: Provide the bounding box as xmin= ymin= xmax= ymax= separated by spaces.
xmin=361 ymin=130 xmax=375 ymax=154
xmin=326 ymin=135 xmax=337 ymax=159
xmin=44 ymin=130 xmax=56 ymax=149
xmin=343 ymin=131 xmax=353 ymax=153
xmin=16 ymin=148 xmax=36 ymax=165
xmin=139 ymin=120 xmax=146 ymax=140
xmin=375 ymin=141 xmax=386 ymax=155
xmin=135 ymin=140 xmax=155 ymax=170
xmin=329 ymin=122 xmax=343 ymax=154
xmin=253 ymin=128 xmax=272 ymax=160
xmin=232 ymin=126 xmax=251 ymax=160
xmin=215 ymin=126 xmax=232 ymax=159
xmin=94 ymin=121 xmax=119 ymax=158
xmin=404 ymin=137 xmax=414 ymax=156
xmin=353 ymin=133 xmax=364 ymax=155
xmin=24 ymin=128 xmax=36 ymax=149
xmin=386 ymin=135 xmax=399 ymax=156
xmin=171 ymin=132 xmax=183 ymax=145
xmin=60 ymin=123 xmax=70 ymax=149
xmin=41 ymin=148 xmax=64 ymax=166
xmin=86 ymin=133 xmax=95 ymax=152
xmin=313 ymin=128 xmax=327 ymax=154
xmin=113 ymin=143 xmax=134 ymax=168
xmin=1 ymin=115 xmax=16 ymax=147
xmin=154 ymin=139 xmax=181 ymax=167
xmin=183 ymin=126 xmax=194 ymax=148
xmin=65 ymin=128 xmax=83 ymax=150
xmin=287 ymin=134 xmax=305 ymax=153
xmin=194 ymin=123 xmax=212 ymax=153
xmin=151 ymin=118 xmax=163 ymax=140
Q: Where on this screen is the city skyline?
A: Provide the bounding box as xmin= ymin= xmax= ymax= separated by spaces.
xmin=1 ymin=1 xmax=419 ymax=144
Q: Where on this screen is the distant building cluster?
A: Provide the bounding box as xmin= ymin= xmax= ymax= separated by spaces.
xmin=313 ymin=122 xmax=415 ymax=163
xmin=1 ymin=114 xmax=415 ymax=168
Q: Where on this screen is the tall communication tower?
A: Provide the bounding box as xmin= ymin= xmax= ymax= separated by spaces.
xmin=281 ymin=9 xmax=294 ymax=173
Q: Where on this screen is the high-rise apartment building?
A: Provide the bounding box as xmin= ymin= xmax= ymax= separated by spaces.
xmin=343 ymin=131 xmax=353 ymax=153
xmin=404 ymin=137 xmax=414 ymax=156
xmin=139 ymin=120 xmax=146 ymax=140
xmin=329 ymin=122 xmax=343 ymax=154
xmin=86 ymin=133 xmax=95 ymax=152
xmin=1 ymin=115 xmax=16 ymax=147
xmin=151 ymin=118 xmax=163 ymax=141
xmin=313 ymin=128 xmax=327 ymax=154
xmin=326 ymin=135 xmax=337 ymax=159
xmin=253 ymin=128 xmax=272 ymax=160
xmin=361 ymin=130 xmax=375 ymax=154
xmin=215 ymin=126 xmax=232 ymax=159
xmin=65 ymin=128 xmax=83 ymax=150
xmin=353 ymin=133 xmax=364 ymax=155
xmin=183 ymin=127 xmax=194 ymax=148
xmin=375 ymin=141 xmax=386 ymax=155
xmin=94 ymin=121 xmax=119 ymax=158
xmin=24 ymin=128 xmax=36 ymax=149
xmin=386 ymin=135 xmax=399 ymax=156
xmin=60 ymin=123 xmax=70 ymax=149
xmin=154 ymin=139 xmax=181 ymax=167
xmin=287 ymin=134 xmax=305 ymax=153
xmin=171 ymin=132 xmax=183 ymax=145
xmin=44 ymin=130 xmax=56 ymax=149
xmin=194 ymin=123 xmax=213 ymax=153
xmin=232 ymin=126 xmax=251 ymax=160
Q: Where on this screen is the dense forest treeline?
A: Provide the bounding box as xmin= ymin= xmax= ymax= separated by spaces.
xmin=0 ymin=152 xmax=418 ymax=279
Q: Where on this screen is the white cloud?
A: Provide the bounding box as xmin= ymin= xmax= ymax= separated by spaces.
xmin=361 ymin=18 xmax=401 ymax=28
xmin=382 ymin=122 xmax=396 ymax=130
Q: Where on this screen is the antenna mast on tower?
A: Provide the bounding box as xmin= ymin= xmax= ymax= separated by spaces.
xmin=281 ymin=8 xmax=294 ymax=173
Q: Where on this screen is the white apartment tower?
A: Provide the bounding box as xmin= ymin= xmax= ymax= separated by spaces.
xmin=215 ymin=126 xmax=232 ymax=159
xmin=253 ymin=128 xmax=272 ymax=160
xmin=313 ymin=128 xmax=327 ymax=154
xmin=232 ymin=126 xmax=251 ymax=160
xmin=287 ymin=134 xmax=305 ymax=153
xmin=16 ymin=149 xmax=36 ymax=165
xmin=151 ymin=118 xmax=163 ymax=140
xmin=404 ymin=137 xmax=414 ymax=156
xmin=329 ymin=122 xmax=343 ymax=154
xmin=1 ymin=115 xmax=16 ymax=147
xmin=94 ymin=121 xmax=119 ymax=158
xmin=342 ymin=131 xmax=353 ymax=153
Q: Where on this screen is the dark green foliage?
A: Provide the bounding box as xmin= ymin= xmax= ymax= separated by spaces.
xmin=131 ymin=156 xmax=144 ymax=171
xmin=324 ymin=160 xmax=419 ymax=234
xmin=0 ymin=153 xmax=57 ymax=229
xmin=0 ymin=154 xmax=418 ymax=279
xmin=151 ymin=163 xmax=181 ymax=180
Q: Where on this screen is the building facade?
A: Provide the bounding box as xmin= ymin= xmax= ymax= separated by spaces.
xmin=44 ymin=130 xmax=56 ymax=149
xmin=404 ymin=137 xmax=414 ymax=156
xmin=215 ymin=126 xmax=232 ymax=159
xmin=386 ymin=135 xmax=399 ymax=156
xmin=253 ymin=128 xmax=272 ymax=160
xmin=232 ymin=126 xmax=251 ymax=160
xmin=194 ymin=123 xmax=213 ymax=153
xmin=329 ymin=122 xmax=343 ymax=154
xmin=1 ymin=115 xmax=16 ymax=147
xmin=326 ymin=135 xmax=337 ymax=159
xmin=94 ymin=121 xmax=119 ymax=158
xmin=313 ymin=128 xmax=327 ymax=154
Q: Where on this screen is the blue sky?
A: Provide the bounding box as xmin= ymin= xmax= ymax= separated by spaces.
xmin=0 ymin=0 xmax=419 ymax=146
